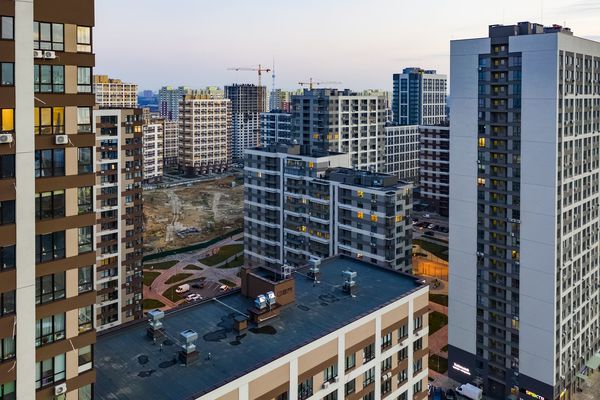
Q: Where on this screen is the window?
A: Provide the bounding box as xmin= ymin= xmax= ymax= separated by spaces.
xmin=0 ymin=381 xmax=15 ymax=400
xmin=78 ymin=226 xmax=93 ymax=253
xmin=414 ymin=315 xmax=423 ymax=330
xmin=78 ymin=147 xmax=93 ymax=173
xmin=363 ymin=366 xmax=375 ymax=387
xmin=35 ymin=149 xmax=65 ymax=177
xmin=78 ymin=306 xmax=93 ymax=333
xmin=381 ymin=377 xmax=392 ymax=395
xmin=76 ymin=26 xmax=92 ymax=52
xmin=77 ymin=107 xmax=92 ymax=133
xmin=298 ymin=377 xmax=313 ymax=400
xmin=79 ymin=266 xmax=93 ymax=293
xmin=323 ymin=363 xmax=337 ymax=382
xmin=357 ymin=211 xmax=364 ymax=219
xmin=35 ymin=231 xmax=66 ymax=263
xmin=78 ymin=384 xmax=92 ymax=400
xmin=413 ymin=338 xmax=423 ymax=351
xmin=398 ymin=368 xmax=408 ymax=383
xmin=363 ymin=391 xmax=375 ymax=400
xmin=35 ymin=190 xmax=65 ymax=220
xmin=34 ymin=21 xmax=64 ymax=51
xmin=0 ymin=291 xmax=15 ymax=316
xmin=77 ymin=67 xmax=92 ymax=93
xmin=345 ymin=379 xmax=356 ymax=395
xmin=0 ymin=154 xmax=14 ymax=179
xmin=34 ymin=65 xmax=64 ymax=93
xmin=345 ymin=353 xmax=356 ymax=370
xmin=413 ymin=358 xmax=423 ymax=373
xmin=398 ymin=347 xmax=408 ymax=361
xmin=0 ymin=16 xmax=14 ymax=40
xmin=0 ymin=200 xmax=15 ymax=225
xmin=382 ymin=332 xmax=392 ymax=349
xmin=397 ymin=391 xmax=408 ymax=400
xmin=0 ymin=245 xmax=15 ymax=270
xmin=323 ymin=392 xmax=337 ymax=400
xmin=78 ymin=345 xmax=93 ymax=371
xmin=0 ymin=63 xmax=13 ymax=86
xmin=398 ymin=323 xmax=408 ymax=339
xmin=0 ymin=337 xmax=15 ymax=361
xmin=382 ymin=356 xmax=392 ymax=372
xmin=363 ymin=343 xmax=375 ymax=362
xmin=36 ymin=272 xmax=65 ymax=304
xmin=34 ymin=107 xmax=65 ymax=134
xmin=1 ymin=108 xmax=14 ymax=132
xmin=413 ymin=380 xmax=423 ymax=394
xmin=35 ymin=313 xmax=65 ymax=347
xmin=78 ymin=187 xmax=93 ymax=214
xmin=35 ymin=353 xmax=66 ymax=389
xmin=370 ymin=214 xmax=378 ymax=222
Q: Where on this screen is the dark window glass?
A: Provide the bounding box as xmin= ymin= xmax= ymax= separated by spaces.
xmin=78 ymin=187 xmax=93 ymax=214
xmin=78 ymin=226 xmax=93 ymax=253
xmin=0 ymin=291 xmax=15 ymax=316
xmin=78 ymin=148 xmax=92 ymax=173
xmin=0 ymin=337 xmax=15 ymax=361
xmin=35 ymin=313 xmax=65 ymax=347
xmin=35 ymin=149 xmax=65 ymax=177
xmin=35 ymin=354 xmax=66 ymax=389
xmin=35 ymin=190 xmax=65 ymax=220
xmin=33 ymin=65 xmax=64 ymax=93
xmin=35 ymin=231 xmax=66 ymax=263
xmin=78 ymin=266 xmax=93 ymax=293
xmin=0 ymin=245 xmax=15 ymax=270
xmin=35 ymin=272 xmax=66 ymax=304
xmin=0 ymin=155 xmax=15 ymax=179
xmin=0 ymin=200 xmax=15 ymax=225
xmin=0 ymin=63 xmax=13 ymax=86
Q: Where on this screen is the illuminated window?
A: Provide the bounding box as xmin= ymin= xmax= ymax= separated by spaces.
xmin=312 ymin=133 xmax=319 ymax=139
xmin=477 ymin=178 xmax=486 ymax=186
xmin=1 ymin=109 xmax=14 ymax=132
xmin=308 ymin=162 xmax=314 ymax=168
xmin=300 ymin=226 xmax=306 ymax=232
xmin=478 ymin=137 xmax=486 ymax=147
xmin=395 ymin=215 xmax=402 ymax=223
xmin=370 ymin=214 xmax=378 ymax=222
xmin=357 ymin=212 xmax=364 ymax=219
xmin=357 ymin=191 xmax=364 ymax=198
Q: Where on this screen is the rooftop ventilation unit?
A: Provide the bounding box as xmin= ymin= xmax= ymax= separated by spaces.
xmin=308 ymin=257 xmax=321 ymax=280
xmin=266 ymin=291 xmax=276 ymax=309
xmin=146 ymin=309 xmax=165 ymax=339
xmin=342 ymin=270 xmax=358 ymax=295
xmin=179 ymin=329 xmax=199 ymax=365
xmin=255 ymin=294 xmax=267 ymax=310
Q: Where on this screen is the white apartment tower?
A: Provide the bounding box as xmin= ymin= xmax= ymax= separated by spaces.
xmin=142 ymin=121 xmax=164 ymax=182
xmin=448 ymin=22 xmax=600 ymax=400
xmin=385 ymin=125 xmax=421 ymax=183
xmin=94 ymin=75 xmax=138 ymax=108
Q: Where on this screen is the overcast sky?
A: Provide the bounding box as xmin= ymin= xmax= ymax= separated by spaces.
xmin=95 ymin=0 xmax=600 ymax=92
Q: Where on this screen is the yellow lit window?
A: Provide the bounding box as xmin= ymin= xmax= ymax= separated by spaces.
xmin=308 ymin=162 xmax=314 ymax=168
xmin=301 ymin=226 xmax=306 ymax=232
xmin=1 ymin=108 xmax=14 ymax=132
xmin=357 ymin=190 xmax=364 ymax=198
xmin=477 ymin=178 xmax=486 ymax=186
xmin=478 ymin=137 xmax=485 ymax=147
xmin=370 ymin=214 xmax=378 ymax=222
xmin=312 ymin=133 xmax=319 ymax=139
xmin=357 ymin=212 xmax=364 ymax=219
xmin=395 ymin=215 xmax=402 ymax=223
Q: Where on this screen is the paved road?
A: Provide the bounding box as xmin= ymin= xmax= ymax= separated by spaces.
xmin=413 ymin=210 xmax=449 ymax=241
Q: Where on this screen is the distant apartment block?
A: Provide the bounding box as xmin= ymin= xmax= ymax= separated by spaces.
xmin=178 ymin=95 xmax=231 ymax=175
xmin=163 ymin=120 xmax=179 ymax=170
xmin=142 ymin=120 xmax=164 ymax=182
xmin=244 ymin=145 xmax=413 ymax=272
xmin=417 ymin=124 xmax=449 ymax=216
xmin=269 ymin=88 xmax=292 ymax=112
xmin=158 ymin=86 xmax=189 ymax=121
xmin=225 ymin=84 xmax=267 ymax=161
xmin=94 ymin=75 xmax=138 ymax=108
xmin=260 ymin=110 xmax=292 ymax=146
xmin=96 ymin=255 xmax=430 ymax=400
xmin=94 ymin=108 xmax=144 ymax=331
xmin=291 ymin=89 xmax=388 ymax=172
xmin=385 ymin=125 xmax=420 ymax=183
xmin=392 ymin=68 xmax=447 ymax=125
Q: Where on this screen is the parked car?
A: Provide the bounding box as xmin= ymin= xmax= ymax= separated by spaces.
xmin=427 ymin=223 xmax=435 ymax=229
xmin=175 ymin=284 xmax=190 ymax=294
xmin=456 ymin=384 xmax=483 ymax=400
xmin=185 ymin=293 xmax=201 ymax=302
xmin=219 ymin=285 xmax=229 ymax=292
xmin=424 ymin=230 xmax=435 ymax=236
xmin=423 ymin=213 xmax=431 ymax=218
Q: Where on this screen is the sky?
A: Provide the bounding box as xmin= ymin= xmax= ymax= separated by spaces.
xmin=95 ymin=0 xmax=600 ymax=92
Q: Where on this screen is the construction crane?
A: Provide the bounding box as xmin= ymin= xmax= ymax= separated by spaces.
xmin=298 ymin=78 xmax=342 ymax=90
xmin=227 ymin=64 xmax=272 ymax=88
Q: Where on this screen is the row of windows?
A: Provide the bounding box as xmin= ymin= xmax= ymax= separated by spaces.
xmin=35 ymin=148 xmax=93 ymax=178
xmin=34 ymin=65 xmax=91 ymax=94
xmin=35 ymin=227 xmax=93 ymax=263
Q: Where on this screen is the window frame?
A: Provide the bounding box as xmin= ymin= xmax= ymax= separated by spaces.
xmin=78 ymin=147 xmax=93 ymax=174
xmin=0 ymin=291 xmax=15 ymax=317
xmin=0 ymin=62 xmax=14 ymax=86
xmin=35 ymin=272 xmax=66 ymax=305
xmin=77 ymin=66 xmax=92 ymax=93
xmin=0 ymin=381 xmax=15 ymax=400
xmin=35 ymin=313 xmax=66 ymax=347
xmin=33 ymin=65 xmax=64 ymax=93
xmin=76 ymin=26 xmax=92 ymax=53
xmin=0 ymin=337 xmax=15 ymax=361
xmin=0 ymin=16 xmax=14 ymax=40
xmin=78 ymin=265 xmax=94 ymax=294
xmin=33 ymin=21 xmax=64 ymax=51
xmin=0 ymin=108 xmax=14 ymax=133
xmin=78 ymin=306 xmax=93 ymax=333
xmin=78 ymin=187 xmax=93 ymax=214
xmin=78 ymin=226 xmax=93 ymax=254
xmin=35 ymin=353 xmax=66 ymax=389
xmin=0 ymin=200 xmax=15 ymax=225
xmin=78 ymin=344 xmax=93 ymax=372
xmin=35 ymin=149 xmax=65 ymax=178
xmin=35 ymin=190 xmax=65 ymax=220
xmin=77 ymin=107 xmax=93 ymax=133
xmin=0 ymin=154 xmax=15 ymax=179
xmin=0 ymin=245 xmax=15 ymax=271
xmin=34 ymin=106 xmax=65 ymax=135
xmin=35 ymin=231 xmax=66 ymax=263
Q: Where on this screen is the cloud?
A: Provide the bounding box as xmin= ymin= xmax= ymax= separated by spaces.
xmin=561 ymin=0 xmax=600 ymax=13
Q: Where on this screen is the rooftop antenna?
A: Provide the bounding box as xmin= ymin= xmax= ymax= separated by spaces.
xmin=271 ymin=57 xmax=276 ymax=110
xmin=540 ymin=0 xmax=544 ymax=25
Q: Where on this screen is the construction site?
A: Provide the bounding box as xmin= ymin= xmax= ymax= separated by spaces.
xmin=143 ymin=175 xmax=244 ymax=254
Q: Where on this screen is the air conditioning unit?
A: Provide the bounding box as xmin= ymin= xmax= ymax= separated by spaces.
xmin=0 ymin=134 xmax=13 ymax=144
xmin=54 ymin=383 xmax=67 ymax=396
xmin=54 ymin=135 xmax=69 ymax=145
xmin=43 ymin=50 xmax=57 ymax=59
xmin=34 ymin=50 xmax=43 ymax=58
xmin=322 ymin=381 xmax=330 ymax=389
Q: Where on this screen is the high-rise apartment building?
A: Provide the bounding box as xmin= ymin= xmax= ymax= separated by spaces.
xmin=178 ymin=95 xmax=231 ymax=175
xmin=291 ymin=89 xmax=388 ymax=172
xmin=449 ymin=22 xmax=600 ymax=400
xmin=269 ymin=88 xmax=292 ymax=112
xmin=0 ymin=1 xmax=96 ymax=398
xmin=417 ymin=124 xmax=450 ymax=217
xmin=94 ymin=108 xmax=144 ymax=332
xmin=163 ymin=120 xmax=179 ymax=171
xmin=225 ymin=84 xmax=267 ymax=162
xmin=260 ymin=110 xmax=292 ymax=146
xmin=385 ymin=125 xmax=420 ymax=183
xmin=392 ymin=68 xmax=447 ymax=126
xmin=158 ymin=86 xmax=189 ymax=121
xmin=244 ymin=145 xmax=413 ymax=272
xmin=94 ymin=75 xmax=138 ymax=108
xmin=142 ymin=119 xmax=164 ymax=182
xmin=96 ymin=255 xmax=430 ymax=400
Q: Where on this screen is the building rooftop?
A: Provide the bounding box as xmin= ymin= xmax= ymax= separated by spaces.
xmin=325 ymin=167 xmax=411 ymax=191
xmin=95 ymin=256 xmax=424 ymax=400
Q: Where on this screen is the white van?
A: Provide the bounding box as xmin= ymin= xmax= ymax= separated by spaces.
xmin=176 ymin=284 xmax=190 ymax=294
xmin=456 ymin=384 xmax=483 ymax=400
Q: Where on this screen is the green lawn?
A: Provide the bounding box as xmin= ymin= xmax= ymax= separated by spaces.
xmin=144 ymin=260 xmax=179 ymax=270
xmin=183 ymin=264 xmax=203 ymax=271
xmin=165 ymin=273 xmax=193 ymax=285
xmin=219 ymin=279 xmax=237 ymax=288
xmin=429 ymin=311 xmax=449 ymax=335
xmin=199 ymin=244 xmax=244 ymax=266
xmin=143 ymin=271 xmax=161 ymax=287
xmin=142 ymin=299 xmax=165 ymax=310
xmin=413 ymin=239 xmax=448 ymax=261
xmin=429 ymin=293 xmax=448 ymax=307
xmin=162 ymin=284 xmax=184 ymax=302
xmin=218 ymin=256 xmax=244 ymax=269
xmin=429 ymin=354 xmax=448 ymax=373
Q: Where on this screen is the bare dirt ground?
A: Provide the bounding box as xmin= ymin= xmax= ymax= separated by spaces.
xmin=143 ymin=176 xmax=244 ymax=253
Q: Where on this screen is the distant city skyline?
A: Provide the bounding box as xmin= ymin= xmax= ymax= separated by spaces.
xmin=95 ymin=0 xmax=600 ymax=91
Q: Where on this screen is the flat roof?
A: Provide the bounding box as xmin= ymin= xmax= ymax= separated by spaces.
xmin=95 ymin=256 xmax=424 ymax=400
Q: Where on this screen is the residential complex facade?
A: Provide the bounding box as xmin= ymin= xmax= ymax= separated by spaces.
xmin=225 ymin=84 xmax=267 ymax=162
xmin=94 ymin=75 xmax=138 ymax=108
xmin=392 ymin=68 xmax=447 ymax=126
xmin=158 ymin=86 xmax=189 ymax=121
xmin=291 ymin=89 xmax=389 ymax=172
xmin=163 ymin=119 xmax=179 ymax=171
xmin=94 ymin=108 xmax=144 ymax=332
xmin=417 ymin=124 xmax=449 ymax=217
xmin=385 ymin=125 xmax=420 ymax=183
xmin=178 ymin=95 xmax=231 ymax=175
xmin=0 ymin=1 xmax=97 ymax=398
xmin=96 ymin=256 xmax=430 ymax=400
xmin=244 ymin=145 xmax=413 ymax=273
xmin=449 ymin=22 xmax=600 ymax=400
xmin=260 ymin=110 xmax=292 ymax=146
xmin=142 ymin=119 xmax=164 ymax=182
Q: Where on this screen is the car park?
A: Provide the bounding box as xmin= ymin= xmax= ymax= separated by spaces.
xmin=424 ymin=230 xmax=435 ymax=236
xmin=185 ymin=293 xmax=202 ymax=302
xmin=427 ymin=224 xmax=435 ymax=229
